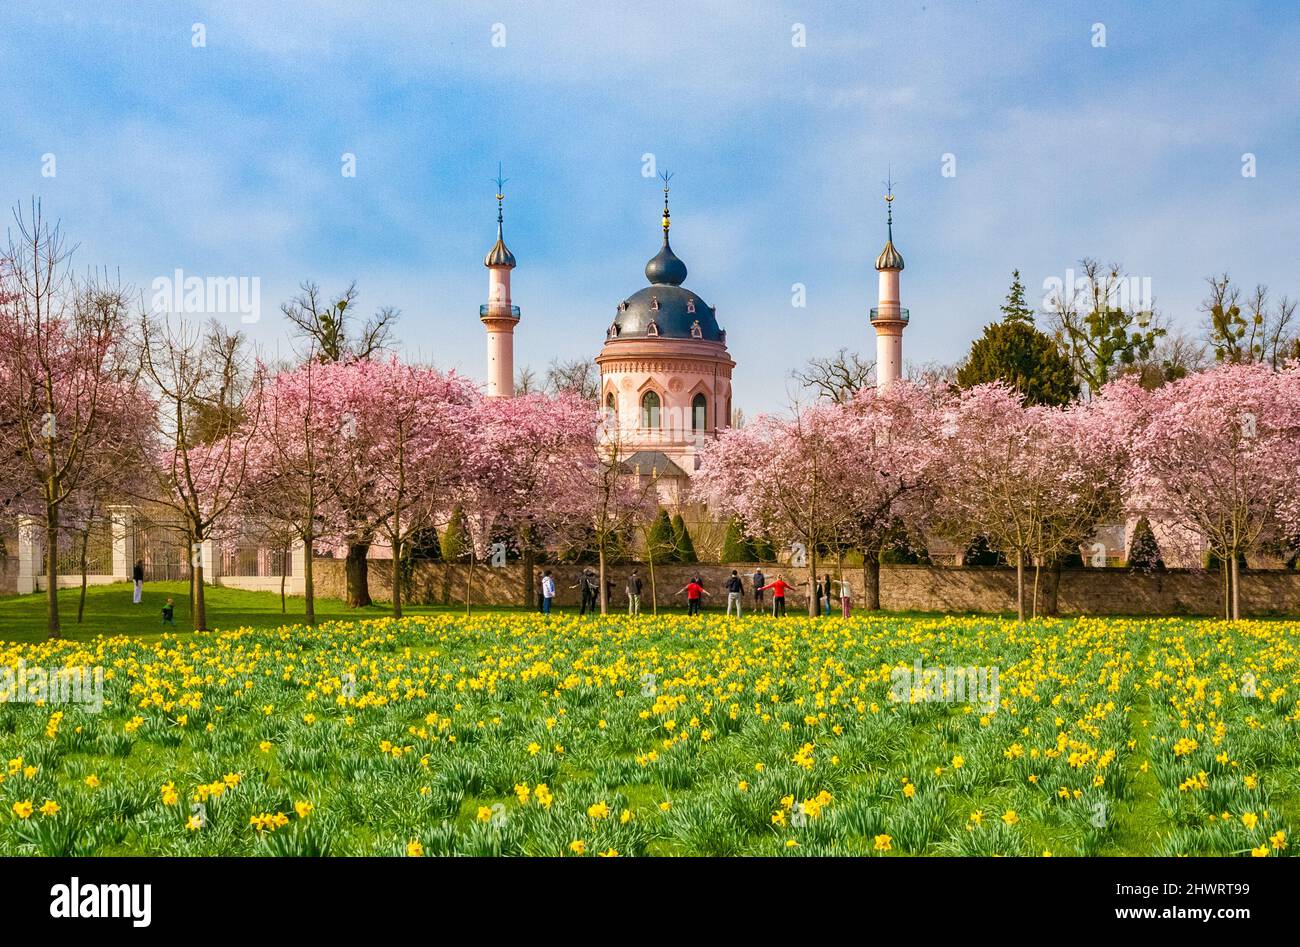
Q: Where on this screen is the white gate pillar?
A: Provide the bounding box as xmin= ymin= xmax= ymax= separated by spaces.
xmin=108 ymin=505 xmax=135 ymax=583
xmin=199 ymin=538 xmax=221 ymax=585
xmin=290 ymin=540 xmax=306 ymax=597
xmin=16 ymin=514 xmax=39 ymax=595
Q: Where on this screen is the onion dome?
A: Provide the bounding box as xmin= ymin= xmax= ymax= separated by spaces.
xmin=606 ymin=175 xmax=724 ymax=342
xmin=484 ymin=176 xmax=516 ymax=269
xmin=874 ymin=189 xmax=904 ymax=271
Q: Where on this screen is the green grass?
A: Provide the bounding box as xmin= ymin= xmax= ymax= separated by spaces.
xmin=0 ymin=582 xmax=533 ymax=644
xmin=2 ymin=581 xmax=840 ymax=644
xmin=0 ymin=610 xmax=1295 ymax=855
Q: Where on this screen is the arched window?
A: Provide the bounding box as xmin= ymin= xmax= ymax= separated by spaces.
xmin=692 ymin=393 xmax=707 ymax=432
xmin=640 ymin=390 xmax=661 ymax=429
xmin=605 ymin=391 xmax=617 ymax=418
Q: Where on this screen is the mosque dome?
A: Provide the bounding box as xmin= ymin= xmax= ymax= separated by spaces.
xmin=606 ymin=180 xmax=725 ymax=343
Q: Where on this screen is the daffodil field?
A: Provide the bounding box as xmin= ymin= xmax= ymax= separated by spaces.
xmin=0 ymin=614 xmax=1296 ymax=857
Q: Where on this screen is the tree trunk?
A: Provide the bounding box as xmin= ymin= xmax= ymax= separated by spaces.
xmin=345 ymin=541 xmax=372 ymax=607
xmin=808 ymin=544 xmax=818 ymax=617
xmin=1230 ymin=553 xmax=1241 ymax=621
xmin=192 ymin=529 xmax=208 ymax=632
xmin=861 ymin=544 xmax=881 ymax=611
xmin=1031 ymin=561 xmax=1041 ymax=619
xmin=77 ymin=528 xmax=90 ymax=623
xmin=1043 ymin=558 xmax=1062 ymax=617
xmin=1221 ymin=556 xmax=1230 ymax=619
xmin=303 ymin=530 xmax=316 ymax=625
xmin=45 ymin=503 xmax=61 ymax=638
xmin=280 ymin=544 xmax=288 ymax=613
xmin=1015 ymin=553 xmax=1025 ymax=621
xmin=392 ymin=536 xmax=403 ymax=619
xmin=464 ymin=548 xmax=476 ymax=616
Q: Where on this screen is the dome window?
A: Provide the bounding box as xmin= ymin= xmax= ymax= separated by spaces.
xmin=692 ymin=393 xmax=707 ymax=431
xmin=640 ymin=390 xmax=661 ymax=430
xmin=647 ymin=321 xmax=659 ymax=337
xmin=686 ymin=298 xmax=696 ymax=314
xmin=650 ymin=295 xmax=659 ymax=311
xmin=690 ymin=320 xmax=703 ymax=339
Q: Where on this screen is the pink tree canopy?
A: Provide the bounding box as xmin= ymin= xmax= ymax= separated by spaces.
xmin=1127 ymin=362 xmax=1300 ymax=618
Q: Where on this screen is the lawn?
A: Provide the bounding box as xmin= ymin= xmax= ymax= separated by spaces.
xmin=0 ymin=607 xmax=1296 ymax=856
xmin=0 ymin=581 xmax=536 ymax=644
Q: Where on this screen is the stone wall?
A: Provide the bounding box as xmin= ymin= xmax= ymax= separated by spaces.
xmin=308 ymin=558 xmax=1300 ymax=616
xmin=0 ymin=556 xmax=18 ymax=596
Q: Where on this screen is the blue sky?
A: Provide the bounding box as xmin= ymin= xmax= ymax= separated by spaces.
xmin=2 ymin=0 xmax=1298 ymax=412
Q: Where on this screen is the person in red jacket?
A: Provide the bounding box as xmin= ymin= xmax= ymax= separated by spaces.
xmin=759 ymin=575 xmax=794 ymax=617
xmin=675 ymin=577 xmax=711 ymax=616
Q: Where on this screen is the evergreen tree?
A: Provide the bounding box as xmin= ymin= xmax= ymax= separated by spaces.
xmin=1001 ymin=270 xmax=1036 ymax=325
xmin=1126 ymin=516 xmax=1165 ymax=572
xmin=752 ymin=534 xmax=778 ymax=562
xmin=440 ymin=504 xmax=469 ymax=562
xmin=720 ymin=518 xmax=755 ymax=562
xmin=646 ymin=509 xmax=676 ymax=563
xmin=671 ymin=513 xmax=698 ymax=564
xmin=957 ymin=319 xmax=1079 ymax=406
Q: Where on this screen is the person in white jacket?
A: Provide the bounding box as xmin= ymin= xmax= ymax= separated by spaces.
xmin=540 ymin=570 xmax=556 ymax=615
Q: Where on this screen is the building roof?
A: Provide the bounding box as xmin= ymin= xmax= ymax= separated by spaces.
xmin=623 ymin=450 xmax=689 ymax=479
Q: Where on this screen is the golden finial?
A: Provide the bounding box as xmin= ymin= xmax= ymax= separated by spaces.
xmin=660 ymin=170 xmax=673 ymax=234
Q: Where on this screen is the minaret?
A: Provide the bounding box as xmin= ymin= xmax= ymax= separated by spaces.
xmin=481 ymin=166 xmax=519 ymax=398
xmin=872 ymin=181 xmax=907 ymax=391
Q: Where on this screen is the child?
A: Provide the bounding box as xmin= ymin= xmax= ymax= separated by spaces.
xmin=161 ymin=597 xmax=176 ymax=627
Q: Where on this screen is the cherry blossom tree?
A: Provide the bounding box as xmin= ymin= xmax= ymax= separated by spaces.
xmin=133 ymin=316 xmax=263 ymax=632
xmin=368 ymin=361 xmax=475 ymax=618
xmin=838 ymin=382 xmax=943 ymax=610
xmin=696 ymin=402 xmax=851 ymax=616
xmin=0 ymin=202 xmax=138 ymax=637
xmin=1128 ymin=362 xmax=1300 ymax=619
xmin=304 ymin=357 xmax=475 ymax=616
xmin=928 ymin=383 xmax=1096 ymax=620
xmin=240 ymin=355 xmax=337 ymax=623
xmin=458 ymin=391 xmax=598 ymax=612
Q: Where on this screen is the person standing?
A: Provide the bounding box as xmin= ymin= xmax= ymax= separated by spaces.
xmin=540 ymin=570 xmax=556 ymax=615
xmin=572 ymin=568 xmax=597 ymax=616
xmin=752 ymin=568 xmax=766 ymax=611
xmin=759 ymin=575 xmax=793 ymax=617
xmin=132 ymin=559 xmax=144 ymax=604
xmin=822 ymin=575 xmax=833 ymax=616
xmin=839 ymin=576 xmax=853 ymax=618
xmin=725 ymin=570 xmax=744 ymax=617
xmin=626 ymin=570 xmax=643 ymax=616
xmin=675 ymin=577 xmax=710 ymax=616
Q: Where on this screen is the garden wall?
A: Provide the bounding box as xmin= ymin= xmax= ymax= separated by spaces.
xmin=0 ymin=556 xmax=17 ymax=596
xmin=309 ymin=558 xmax=1300 ymax=616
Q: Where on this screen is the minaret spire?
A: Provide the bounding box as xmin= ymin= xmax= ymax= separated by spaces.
xmin=481 ymin=164 xmax=519 ymax=397
xmin=660 ymin=170 xmax=673 ymax=242
xmin=645 ymin=170 xmax=687 ymax=285
xmin=871 ymin=174 xmax=908 ymax=391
